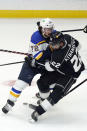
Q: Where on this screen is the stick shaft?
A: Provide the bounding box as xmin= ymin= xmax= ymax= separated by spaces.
xmin=0 ymin=61 xmax=24 ymax=66
xmin=65 ymin=79 xmax=87 ymax=96
xmin=0 ymin=49 xmax=28 ymax=55
xmin=61 ymin=28 xmax=83 ymax=33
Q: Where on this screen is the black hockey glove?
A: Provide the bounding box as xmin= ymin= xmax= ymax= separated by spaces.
xmin=25 ymin=56 xmax=36 ymax=67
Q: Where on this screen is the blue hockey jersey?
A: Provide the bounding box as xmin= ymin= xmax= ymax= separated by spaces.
xmin=28 ymin=30 xmax=56 ymax=62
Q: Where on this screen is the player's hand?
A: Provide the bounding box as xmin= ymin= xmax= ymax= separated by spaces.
xmin=25 ymin=56 xmax=36 ymax=67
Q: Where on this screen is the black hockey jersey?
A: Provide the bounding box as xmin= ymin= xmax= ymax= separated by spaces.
xmin=50 ymin=34 xmax=85 ymax=78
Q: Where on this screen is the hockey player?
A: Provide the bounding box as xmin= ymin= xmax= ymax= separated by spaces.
xmin=2 ymin=18 xmax=55 ymax=114
xmin=29 ymin=31 xmax=85 ymax=122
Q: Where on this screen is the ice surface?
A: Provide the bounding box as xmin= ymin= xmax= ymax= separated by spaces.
xmin=0 ymin=18 xmax=87 ymax=131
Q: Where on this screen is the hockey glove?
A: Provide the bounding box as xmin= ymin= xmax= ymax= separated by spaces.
xmin=25 ymin=56 xmax=36 ymax=67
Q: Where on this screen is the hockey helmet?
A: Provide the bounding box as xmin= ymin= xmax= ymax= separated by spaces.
xmin=40 ymin=18 xmax=54 ymax=29
xmin=37 ymin=18 xmax=54 ymax=38
xmin=49 ymin=31 xmax=65 ymax=48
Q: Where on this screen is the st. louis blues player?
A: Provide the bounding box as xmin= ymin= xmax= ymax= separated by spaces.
xmin=2 ymin=18 xmax=55 ymax=114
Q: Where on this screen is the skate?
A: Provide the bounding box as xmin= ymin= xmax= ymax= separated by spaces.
xmin=29 ymin=104 xmax=39 ymax=122
xmin=37 ymin=98 xmax=44 ymax=105
xmin=2 ymin=99 xmax=14 ymax=114
xmin=31 ymin=111 xmax=39 ymax=122
xmin=29 ymin=111 xmax=39 ymax=122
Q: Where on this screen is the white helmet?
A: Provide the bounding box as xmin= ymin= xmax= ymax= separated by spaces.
xmin=40 ymin=18 xmax=54 ymax=29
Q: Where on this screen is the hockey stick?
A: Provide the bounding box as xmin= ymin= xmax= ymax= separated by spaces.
xmin=61 ymin=25 xmax=87 ymax=33
xmin=0 ymin=61 xmax=24 ymax=66
xmin=64 ymin=79 xmax=87 ymax=96
xmin=0 ymin=49 xmax=28 ymax=55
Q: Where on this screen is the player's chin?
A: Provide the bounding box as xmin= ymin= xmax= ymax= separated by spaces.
xmin=46 ymin=34 xmax=51 ymax=37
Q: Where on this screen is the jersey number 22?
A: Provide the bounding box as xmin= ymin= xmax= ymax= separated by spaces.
xmin=71 ymin=49 xmax=82 ymax=72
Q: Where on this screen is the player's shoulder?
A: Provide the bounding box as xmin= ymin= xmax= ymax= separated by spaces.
xmin=63 ymin=34 xmax=74 ymax=45
xmin=31 ymin=30 xmax=45 ymax=45
xmin=64 ymin=34 xmax=79 ymax=47
xmin=64 ymin=34 xmax=72 ymax=40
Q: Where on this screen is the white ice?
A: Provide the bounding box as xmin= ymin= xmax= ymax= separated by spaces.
xmin=0 ymin=18 xmax=87 ymax=131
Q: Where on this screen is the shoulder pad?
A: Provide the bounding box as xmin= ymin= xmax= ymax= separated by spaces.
xmin=31 ymin=31 xmax=45 ymax=45
xmin=64 ymin=34 xmax=79 ymax=47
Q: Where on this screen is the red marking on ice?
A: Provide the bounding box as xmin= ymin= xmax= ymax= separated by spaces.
xmin=2 ymin=80 xmax=16 ymax=86
xmin=1 ymin=80 xmax=37 ymax=87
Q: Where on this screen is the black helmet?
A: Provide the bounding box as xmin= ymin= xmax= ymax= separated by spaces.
xmin=49 ymin=31 xmax=65 ymax=46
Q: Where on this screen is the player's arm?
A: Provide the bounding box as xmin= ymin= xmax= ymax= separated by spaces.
xmin=44 ymin=50 xmax=64 ymax=72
